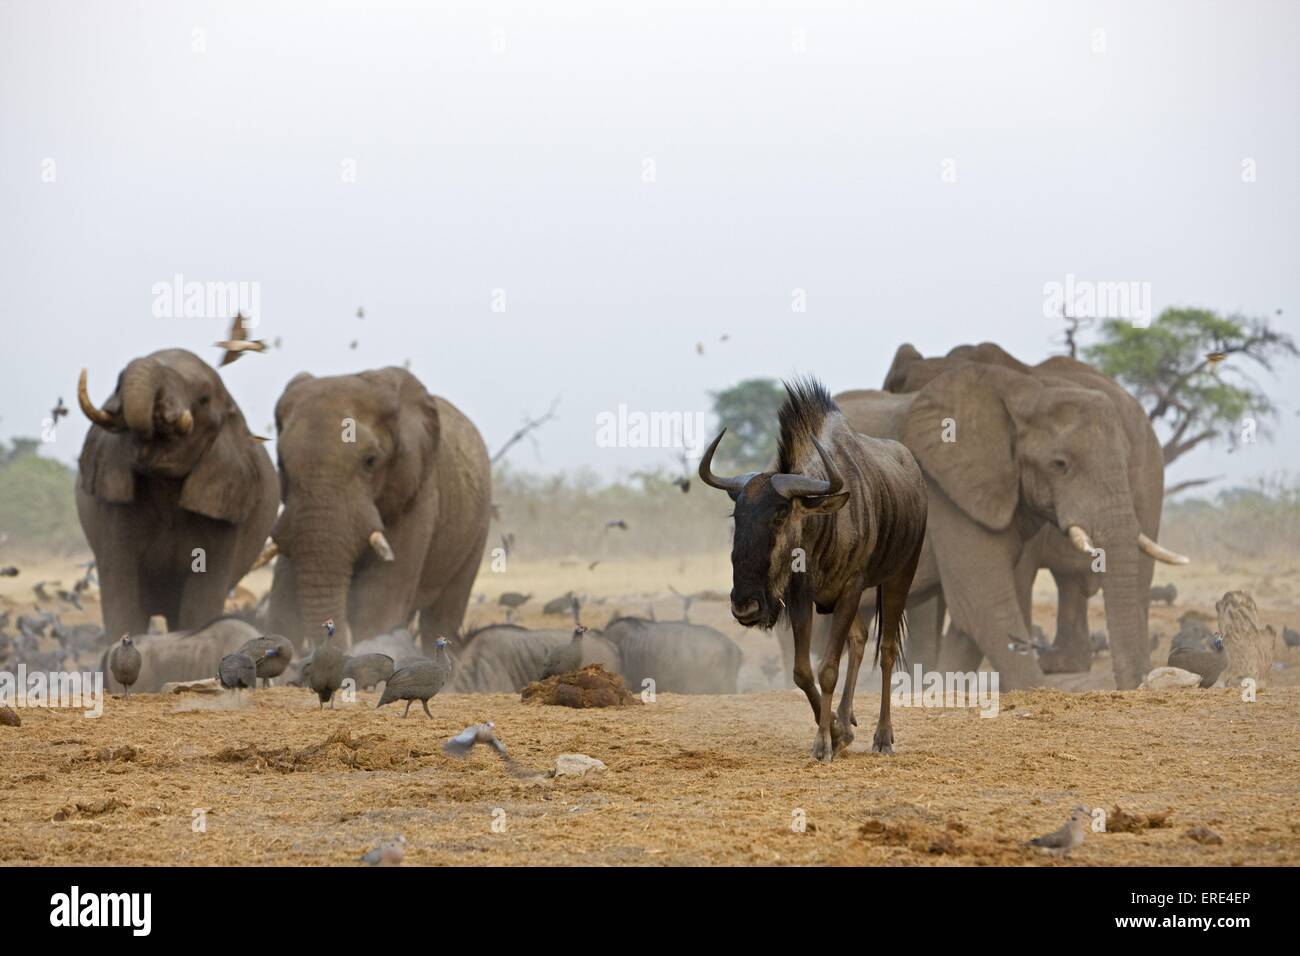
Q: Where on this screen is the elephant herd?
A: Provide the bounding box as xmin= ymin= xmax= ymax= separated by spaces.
xmin=74 ymin=339 xmax=1188 ymax=696
xmin=76 ymin=350 xmax=490 ymax=657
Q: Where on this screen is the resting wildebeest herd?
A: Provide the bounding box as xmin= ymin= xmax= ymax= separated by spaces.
xmin=7 ymin=338 xmax=1279 ymax=779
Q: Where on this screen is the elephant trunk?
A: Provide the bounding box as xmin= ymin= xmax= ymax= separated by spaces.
xmin=284 ymin=499 xmax=387 ymax=651
xmin=1095 ymin=505 xmax=1150 ymax=690
xmin=120 ymin=358 xmax=163 ymax=439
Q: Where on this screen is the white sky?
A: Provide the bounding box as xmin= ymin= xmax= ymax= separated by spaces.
xmin=2 ymin=0 xmax=1297 ymax=493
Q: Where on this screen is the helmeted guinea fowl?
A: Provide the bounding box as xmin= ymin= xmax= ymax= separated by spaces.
xmin=542 ymin=625 xmax=587 ymax=678
xmin=377 ymin=638 xmax=453 ymax=718
xmin=237 ymin=634 xmax=295 ymax=687
xmin=108 ymin=635 xmax=142 ymax=698
xmin=309 ymin=619 xmax=347 ymax=709
xmin=218 ymin=653 xmax=258 ymax=692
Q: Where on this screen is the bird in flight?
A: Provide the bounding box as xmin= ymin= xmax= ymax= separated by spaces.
xmin=215 ymin=313 xmax=267 ymax=367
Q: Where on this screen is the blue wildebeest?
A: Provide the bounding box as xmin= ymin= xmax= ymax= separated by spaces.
xmin=700 ymin=378 xmax=928 ymax=762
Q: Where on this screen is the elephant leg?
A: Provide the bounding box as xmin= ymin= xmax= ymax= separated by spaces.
xmin=903 ymin=591 xmax=944 ymax=674
xmin=417 ymin=547 xmax=483 ymax=654
xmin=97 ymin=558 xmax=148 ymax=639
xmin=1013 ymin=544 xmax=1038 ymax=632
xmin=1038 ymin=571 xmax=1093 ymax=673
xmin=937 ymin=623 xmax=985 ymax=673
xmin=927 ymin=490 xmax=1045 ymax=688
xmin=178 ymin=550 xmax=236 ymax=631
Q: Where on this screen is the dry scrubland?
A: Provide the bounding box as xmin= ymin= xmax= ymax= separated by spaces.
xmin=2 ymin=491 xmax=1300 ymax=865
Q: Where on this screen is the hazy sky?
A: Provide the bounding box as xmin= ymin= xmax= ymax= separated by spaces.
xmin=3 ymin=0 xmax=1297 ymax=493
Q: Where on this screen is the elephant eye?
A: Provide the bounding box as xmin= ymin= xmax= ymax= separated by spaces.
xmin=1051 ymin=457 xmax=1069 ymax=474
xmin=363 ymin=454 xmax=379 ymax=469
xmin=199 ymin=395 xmax=210 ymax=407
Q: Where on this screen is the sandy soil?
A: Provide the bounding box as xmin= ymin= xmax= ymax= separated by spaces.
xmin=2 ymin=683 xmax=1297 ymax=866
xmin=2 ymin=550 xmax=1298 ymax=866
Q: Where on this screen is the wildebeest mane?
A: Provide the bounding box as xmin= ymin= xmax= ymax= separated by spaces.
xmin=777 ymin=377 xmax=839 ymax=473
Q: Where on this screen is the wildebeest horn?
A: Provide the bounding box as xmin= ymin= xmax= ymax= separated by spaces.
xmin=1137 ymin=533 xmax=1190 ymax=565
xmin=249 ymin=539 xmax=278 ymax=571
xmin=77 ymin=369 xmax=116 ymax=428
xmin=1067 ymin=525 xmax=1095 ymax=554
xmin=698 ymin=429 xmax=754 ymax=494
xmin=369 ymin=531 xmax=396 ymax=562
xmin=772 ymin=437 xmax=845 ymax=501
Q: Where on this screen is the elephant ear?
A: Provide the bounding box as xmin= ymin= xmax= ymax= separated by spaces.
xmin=79 ymin=428 xmax=136 ymax=503
xmin=360 ymin=367 xmax=441 ymax=518
xmin=179 ymin=414 xmax=264 ymax=524
xmin=900 ymin=365 xmax=1026 ymax=532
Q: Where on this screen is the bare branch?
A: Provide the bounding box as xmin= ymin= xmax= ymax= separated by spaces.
xmin=1163 ymin=427 xmax=1219 ymax=466
xmin=491 ymin=397 xmax=560 ymax=465
xmin=1164 ymin=475 xmax=1224 ymax=498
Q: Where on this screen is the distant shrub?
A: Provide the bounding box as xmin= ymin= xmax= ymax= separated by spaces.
xmin=0 ymin=440 xmax=85 ymax=555
xmin=1161 ymin=475 xmax=1300 ymax=559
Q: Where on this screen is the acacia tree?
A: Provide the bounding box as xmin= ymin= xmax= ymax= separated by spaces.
xmin=1083 ymin=308 xmax=1296 ymax=492
xmin=709 ymin=378 xmax=787 ymax=472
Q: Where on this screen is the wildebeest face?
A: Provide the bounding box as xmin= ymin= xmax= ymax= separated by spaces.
xmin=700 ymin=430 xmax=850 ymax=630
xmin=729 ymin=475 xmax=793 ymax=628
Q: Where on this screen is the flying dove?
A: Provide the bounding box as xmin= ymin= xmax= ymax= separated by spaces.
xmin=215 ymin=313 xmax=266 ymax=366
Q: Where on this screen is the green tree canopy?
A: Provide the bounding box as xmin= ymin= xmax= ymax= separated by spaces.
xmin=0 ymin=439 xmax=85 ymax=553
xmin=1083 ymin=308 xmax=1297 ymax=468
xmin=709 ymin=378 xmax=786 ymax=472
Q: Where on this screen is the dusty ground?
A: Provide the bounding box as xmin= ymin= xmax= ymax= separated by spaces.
xmin=2 ymin=684 xmax=1297 ymax=866
xmin=2 ymin=549 xmax=1298 ymax=866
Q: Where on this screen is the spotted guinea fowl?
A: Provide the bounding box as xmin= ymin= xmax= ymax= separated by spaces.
xmin=1168 ymin=632 xmax=1226 ymax=688
xmin=108 ymin=636 xmax=142 ymax=698
xmin=237 ymin=634 xmax=295 ymax=688
xmin=309 ymin=619 xmax=346 ymax=709
xmin=376 ymin=638 xmax=453 ymax=718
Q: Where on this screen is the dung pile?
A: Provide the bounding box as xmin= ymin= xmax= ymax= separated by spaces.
xmin=521 ymin=664 xmax=641 ymax=709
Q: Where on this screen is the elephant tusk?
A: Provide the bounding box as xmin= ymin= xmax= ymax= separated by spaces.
xmin=1067 ymin=525 xmax=1096 ymax=554
xmin=369 ymin=531 xmax=396 ymax=562
xmin=175 ymin=409 xmax=193 ymax=435
xmin=249 ymin=539 xmax=278 ymax=571
xmin=77 ymin=369 xmax=116 ymax=427
xmin=1138 ymin=533 xmax=1190 ymax=566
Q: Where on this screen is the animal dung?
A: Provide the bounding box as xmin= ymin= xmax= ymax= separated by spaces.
xmin=521 ymin=664 xmax=641 ymax=708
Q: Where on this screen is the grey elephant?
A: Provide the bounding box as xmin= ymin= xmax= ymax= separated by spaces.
xmin=879 ymin=342 xmax=1183 ymax=679
xmin=265 ymin=367 xmax=491 ymax=652
xmin=76 ymin=349 xmax=278 ymax=638
xmin=837 ymin=353 xmax=1186 ymax=690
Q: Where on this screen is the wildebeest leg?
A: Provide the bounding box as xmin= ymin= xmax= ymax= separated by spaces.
xmin=874 ymin=547 xmax=923 ymax=755
xmin=835 ymin=611 xmax=870 ymax=750
xmin=813 ymin=590 xmax=860 ymax=762
xmin=788 ymin=597 xmax=824 ymax=731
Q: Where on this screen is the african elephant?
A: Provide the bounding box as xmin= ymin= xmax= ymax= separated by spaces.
xmin=76 ymin=349 xmax=278 ymax=638
xmin=837 ymin=356 xmax=1184 ymax=689
xmin=265 ymin=367 xmax=491 ymax=652
xmin=880 ymin=342 xmax=1180 ymax=679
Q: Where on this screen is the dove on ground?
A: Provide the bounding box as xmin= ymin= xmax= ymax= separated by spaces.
xmin=1028 ymin=806 xmax=1090 ymax=855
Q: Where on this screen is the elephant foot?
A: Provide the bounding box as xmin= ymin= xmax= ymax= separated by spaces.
xmin=871 ymin=721 xmax=894 ymax=755
xmin=1038 ymin=647 xmax=1092 ymax=674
